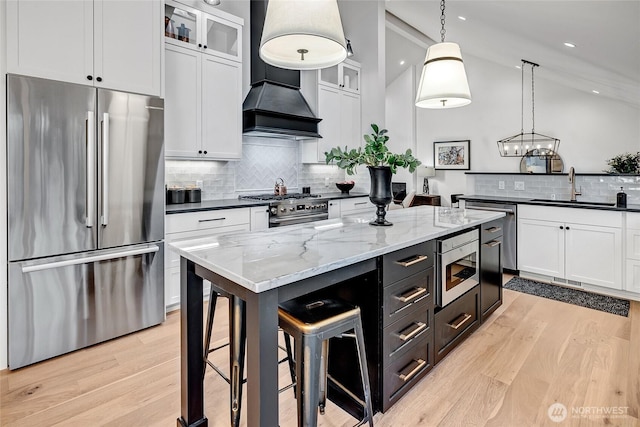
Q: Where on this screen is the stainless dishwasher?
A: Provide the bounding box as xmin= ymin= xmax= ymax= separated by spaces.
xmin=465 ymin=200 xmax=517 ymax=272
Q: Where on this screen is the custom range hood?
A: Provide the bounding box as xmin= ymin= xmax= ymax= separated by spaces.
xmin=242 ymin=0 xmax=322 ymax=140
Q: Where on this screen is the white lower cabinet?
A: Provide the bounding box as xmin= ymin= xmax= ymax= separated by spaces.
xmin=518 ymin=205 xmax=623 ymax=290
xmin=625 ymin=213 xmax=640 ymax=293
xmin=328 ymin=200 xmax=341 ymax=219
xmin=165 ymin=208 xmax=250 ymax=310
xmin=250 ymin=205 xmax=270 ymax=231
xmin=341 ymin=197 xmax=374 ymax=216
xmin=327 ymin=197 xmax=375 ymax=219
xmin=518 ymin=218 xmax=565 ymax=278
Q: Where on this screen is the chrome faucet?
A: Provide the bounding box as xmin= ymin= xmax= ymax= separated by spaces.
xmin=568 ymin=167 xmax=582 ymax=201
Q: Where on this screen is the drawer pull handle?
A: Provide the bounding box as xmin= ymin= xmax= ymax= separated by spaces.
xmin=486 ymin=226 xmax=502 ymax=233
xmin=398 ymin=359 xmax=427 ymax=382
xmin=448 ymin=313 xmax=472 ymax=330
xmin=483 ymin=241 xmax=500 ymax=247
xmin=354 ymin=202 xmax=368 ymax=206
xmin=395 ymin=255 xmax=428 ymax=267
xmin=199 ymin=217 xmax=226 ymax=223
xmin=398 ymin=322 xmax=427 ymax=341
xmin=396 ymin=287 xmax=427 ymax=303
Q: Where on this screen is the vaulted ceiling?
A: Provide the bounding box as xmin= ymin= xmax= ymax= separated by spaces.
xmin=384 ymin=0 xmax=640 ymax=108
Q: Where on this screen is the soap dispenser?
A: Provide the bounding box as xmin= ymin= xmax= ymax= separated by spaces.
xmin=616 ymin=187 xmax=627 ymax=208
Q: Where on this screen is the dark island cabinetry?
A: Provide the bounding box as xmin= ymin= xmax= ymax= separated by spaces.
xmin=380 ymin=240 xmax=435 ymax=411
xmin=480 ymin=218 xmax=504 ymax=321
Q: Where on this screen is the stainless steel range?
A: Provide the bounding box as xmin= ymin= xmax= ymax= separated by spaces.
xmin=239 ymin=193 xmax=329 ymax=227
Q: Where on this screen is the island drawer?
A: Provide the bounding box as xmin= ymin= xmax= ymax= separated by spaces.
xmin=481 ymin=218 xmax=504 ymax=242
xmin=383 ymin=268 xmax=433 ymax=326
xmin=435 ymin=286 xmax=480 ymax=363
xmin=383 ymin=240 xmax=435 ymax=284
xmin=383 ymin=305 xmax=432 ymax=363
xmin=382 ymin=335 xmax=433 ymax=412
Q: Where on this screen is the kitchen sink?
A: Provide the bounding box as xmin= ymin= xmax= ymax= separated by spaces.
xmin=531 ymin=199 xmax=616 ymax=207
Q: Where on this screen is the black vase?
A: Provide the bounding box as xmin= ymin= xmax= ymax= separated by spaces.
xmin=368 ymin=166 xmax=393 ymax=226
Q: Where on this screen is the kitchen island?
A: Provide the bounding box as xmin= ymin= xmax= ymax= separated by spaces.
xmin=169 ymin=206 xmax=504 ymax=427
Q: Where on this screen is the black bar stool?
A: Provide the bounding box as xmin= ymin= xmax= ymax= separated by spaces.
xmin=203 ymin=284 xmax=246 ymax=427
xmin=279 ymin=297 xmax=374 ymax=427
xmin=204 ymin=283 xmax=294 ymax=427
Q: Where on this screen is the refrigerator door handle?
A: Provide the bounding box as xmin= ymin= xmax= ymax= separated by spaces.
xmin=86 ymin=111 xmax=96 ymax=228
xmin=101 ymin=112 xmax=110 ymax=226
xmin=21 ymin=245 xmax=160 ymax=273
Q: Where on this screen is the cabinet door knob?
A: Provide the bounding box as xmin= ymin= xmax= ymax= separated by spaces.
xmin=565 ymin=226 xmax=570 ymax=230
xmin=87 ymin=75 xmax=93 ymax=81
xmin=96 ymin=77 xmax=102 ymax=82
xmin=198 ymin=150 xmax=203 ymax=154
xmin=198 ymin=43 xmax=202 ymax=48
xmin=203 ymin=45 xmax=207 ymax=49
xmin=203 ymin=150 xmax=207 ymax=155
xmin=560 ymin=226 xmax=564 ymax=230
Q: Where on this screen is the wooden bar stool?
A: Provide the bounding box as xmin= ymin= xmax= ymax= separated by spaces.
xmin=279 ymin=297 xmax=374 ymax=427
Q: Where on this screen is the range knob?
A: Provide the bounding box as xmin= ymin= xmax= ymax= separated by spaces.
xmin=289 ymin=207 xmax=295 ymax=212
xmin=280 ymin=208 xmax=286 ymax=213
xmin=270 ymin=207 xmax=277 ymax=215
xmin=306 ymin=206 xmax=311 ymax=210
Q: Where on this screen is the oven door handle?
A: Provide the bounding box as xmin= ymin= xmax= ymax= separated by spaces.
xmin=270 ymin=213 xmax=328 ymax=224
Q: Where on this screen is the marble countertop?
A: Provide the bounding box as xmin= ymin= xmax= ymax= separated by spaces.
xmin=458 ymin=194 xmax=640 ymax=212
xmin=168 ymin=206 xmax=504 ymax=294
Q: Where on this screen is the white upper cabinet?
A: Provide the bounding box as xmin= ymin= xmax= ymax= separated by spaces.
xmin=302 ymin=59 xmax=362 ymax=163
xmin=7 ymin=0 xmax=162 ymax=96
xmin=164 ymin=0 xmax=242 ymax=62
xmin=164 ymin=0 xmax=243 ymax=160
xmin=319 ymin=61 xmax=360 ymax=94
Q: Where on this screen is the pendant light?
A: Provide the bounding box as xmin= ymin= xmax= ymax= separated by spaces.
xmin=260 ymin=0 xmax=347 ymax=70
xmin=497 ymin=59 xmax=559 ymax=158
xmin=415 ymin=0 xmax=471 ymax=109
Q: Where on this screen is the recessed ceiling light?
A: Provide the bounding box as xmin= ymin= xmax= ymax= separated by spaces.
xmin=564 ymin=42 xmax=576 ymax=48
xmin=592 ymin=90 xmax=600 ymax=94
xmin=458 ymin=16 xmax=466 ymax=21
xmin=400 ymin=60 xmax=405 ymax=65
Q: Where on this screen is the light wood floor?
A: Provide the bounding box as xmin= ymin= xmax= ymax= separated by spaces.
xmin=2 ymin=282 xmax=639 ymax=426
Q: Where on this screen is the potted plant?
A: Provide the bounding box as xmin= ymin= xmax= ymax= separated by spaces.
xmin=605 ymin=152 xmax=640 ymax=174
xmin=325 ymin=123 xmax=421 ymax=226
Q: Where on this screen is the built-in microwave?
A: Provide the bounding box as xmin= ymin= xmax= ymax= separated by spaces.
xmin=436 ymin=229 xmax=479 ymax=307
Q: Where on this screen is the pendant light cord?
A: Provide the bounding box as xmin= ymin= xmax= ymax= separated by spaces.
xmin=531 ymin=63 xmax=536 ymax=133
xmin=440 ymin=0 xmax=446 ymax=42
xmin=520 ymin=60 xmax=524 ymax=135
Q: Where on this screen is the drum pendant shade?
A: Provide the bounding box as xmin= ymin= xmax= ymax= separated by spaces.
xmin=260 ymin=0 xmax=347 ymax=70
xmin=415 ymin=42 xmax=472 ymax=109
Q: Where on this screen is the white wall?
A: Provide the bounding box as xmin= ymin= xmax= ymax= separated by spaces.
xmin=339 ymin=0 xmax=386 ymax=132
xmin=385 ymin=66 xmax=416 ymax=192
xmin=0 ymin=0 xmax=8 ymax=370
xmin=413 ymin=53 xmax=640 ymax=205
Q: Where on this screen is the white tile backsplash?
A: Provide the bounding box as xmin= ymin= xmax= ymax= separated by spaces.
xmin=473 ymin=174 xmax=640 ymax=204
xmin=166 ymin=136 xmax=350 ymax=200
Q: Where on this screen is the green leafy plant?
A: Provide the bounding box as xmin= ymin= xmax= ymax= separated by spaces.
xmin=605 ymin=152 xmax=640 ymax=174
xmin=324 ymin=124 xmax=421 ymax=175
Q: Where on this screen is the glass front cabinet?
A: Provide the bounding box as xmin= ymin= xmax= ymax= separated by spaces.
xmin=164 ymin=0 xmax=242 ymax=62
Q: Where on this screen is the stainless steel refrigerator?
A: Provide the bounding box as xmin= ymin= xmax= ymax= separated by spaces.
xmin=7 ymin=74 xmax=165 ymax=369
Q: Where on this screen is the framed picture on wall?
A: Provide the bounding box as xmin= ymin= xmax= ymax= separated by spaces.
xmin=434 ymin=140 xmax=470 ymax=170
